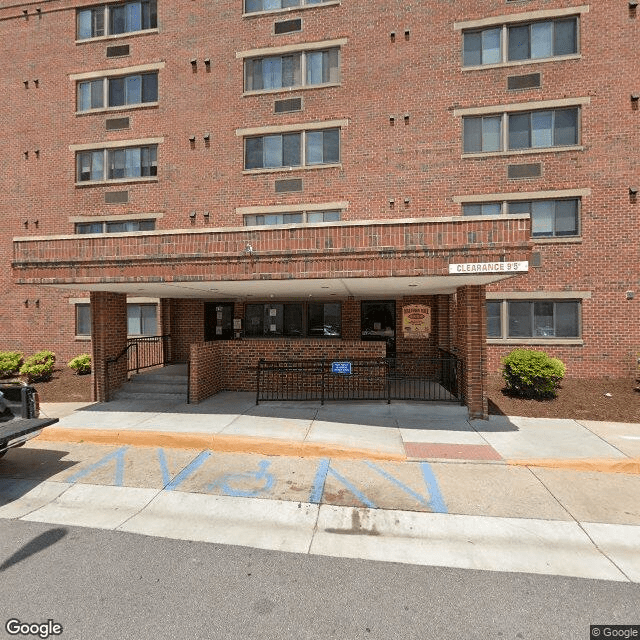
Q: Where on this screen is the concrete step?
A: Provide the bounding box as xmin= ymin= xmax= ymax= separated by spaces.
xmin=113 ymin=391 xmax=187 ymax=402
xmin=125 ymin=380 xmax=188 ymax=394
xmin=129 ymin=373 xmax=188 ymax=385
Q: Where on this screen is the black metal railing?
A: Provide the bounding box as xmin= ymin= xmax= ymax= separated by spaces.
xmin=256 ymin=356 xmax=462 ymax=405
xmin=104 ymin=335 xmax=171 ymax=401
xmin=126 ymin=335 xmax=171 ymax=374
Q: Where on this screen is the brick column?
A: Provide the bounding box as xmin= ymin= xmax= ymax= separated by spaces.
xmin=91 ymin=291 xmax=128 ymax=402
xmin=341 ymin=297 xmax=360 ymax=341
xmin=455 ymin=285 xmax=488 ymax=419
xmin=159 ymin=298 xmax=174 ymax=363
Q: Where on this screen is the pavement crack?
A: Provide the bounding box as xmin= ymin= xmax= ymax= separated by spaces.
xmin=574 ymin=420 xmax=630 ymax=459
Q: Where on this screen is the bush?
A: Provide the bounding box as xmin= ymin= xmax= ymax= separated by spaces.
xmin=0 ymin=351 xmax=24 ymax=377
xmin=19 ymin=350 xmax=56 ymax=382
xmin=68 ymin=353 xmax=91 ymax=375
xmin=502 ymin=349 xmax=566 ymax=399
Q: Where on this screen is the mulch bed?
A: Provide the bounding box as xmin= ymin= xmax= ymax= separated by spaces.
xmin=14 ymin=367 xmax=640 ymax=423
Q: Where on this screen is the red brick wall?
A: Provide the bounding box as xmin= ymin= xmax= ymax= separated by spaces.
xmin=1 ymin=0 xmax=637 ymax=379
xmin=189 ymin=341 xmax=222 ymax=403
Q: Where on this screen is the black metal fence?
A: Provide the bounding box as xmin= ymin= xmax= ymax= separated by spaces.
xmin=256 ymin=356 xmax=462 ymax=404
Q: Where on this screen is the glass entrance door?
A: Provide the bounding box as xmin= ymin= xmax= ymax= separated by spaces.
xmin=361 ymin=300 xmax=396 ymax=356
xmin=204 ymin=302 xmax=234 ymax=341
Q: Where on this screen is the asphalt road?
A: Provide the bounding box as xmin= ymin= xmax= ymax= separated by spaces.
xmin=0 ymin=519 xmax=638 ymax=640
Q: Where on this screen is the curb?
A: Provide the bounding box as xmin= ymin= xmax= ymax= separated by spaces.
xmin=35 ymin=427 xmax=407 ymax=462
xmin=507 ymin=458 xmax=640 ymax=475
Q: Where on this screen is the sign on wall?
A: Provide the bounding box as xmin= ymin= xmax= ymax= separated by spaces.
xmin=402 ymin=305 xmax=431 ymax=338
xmin=448 ymin=261 xmax=529 ymax=274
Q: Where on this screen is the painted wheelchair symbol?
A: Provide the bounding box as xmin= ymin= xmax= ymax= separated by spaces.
xmin=207 ymin=460 xmax=275 ymax=498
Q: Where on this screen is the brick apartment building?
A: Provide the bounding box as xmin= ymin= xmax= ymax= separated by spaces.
xmin=1 ymin=0 xmax=638 ymax=417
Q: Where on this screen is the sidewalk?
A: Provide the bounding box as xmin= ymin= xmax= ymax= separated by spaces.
xmin=37 ymin=392 xmax=640 ymax=473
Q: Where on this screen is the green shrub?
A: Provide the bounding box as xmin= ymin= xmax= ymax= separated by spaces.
xmin=0 ymin=351 xmax=24 ymax=377
xmin=502 ymin=349 xmax=566 ymax=399
xmin=68 ymin=353 xmax=91 ymax=375
xmin=19 ymin=350 xmax=56 ymax=382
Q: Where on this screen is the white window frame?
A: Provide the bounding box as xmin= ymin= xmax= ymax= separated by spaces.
xmin=243 ymin=0 xmax=339 ymax=17
xmin=76 ymin=1 xmax=158 ymax=42
xmin=77 ymin=71 xmax=158 ymax=113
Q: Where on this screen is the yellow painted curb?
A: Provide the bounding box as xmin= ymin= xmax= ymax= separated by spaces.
xmin=507 ymin=458 xmax=640 ymax=475
xmin=35 ymin=427 xmax=407 ymax=462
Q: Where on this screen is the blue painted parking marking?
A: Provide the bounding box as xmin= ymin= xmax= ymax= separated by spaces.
xmin=309 ymin=458 xmax=330 ymax=504
xmin=420 ymin=462 xmax=447 ymax=513
xmin=364 ymin=460 xmax=431 ymax=508
xmin=326 ymin=466 xmax=377 ymax=509
xmin=157 ymin=448 xmax=171 ymax=487
xmin=165 ymin=451 xmax=212 ymax=491
xmin=207 ymin=460 xmax=275 ymax=498
xmin=66 ymin=447 xmax=128 ymax=487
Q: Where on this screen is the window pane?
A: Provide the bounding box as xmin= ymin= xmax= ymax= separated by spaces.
xmin=322 ymin=128 xmax=340 ymax=163
xmin=142 ymin=73 xmax=158 ymax=102
xmin=507 ymin=201 xmax=532 ymax=215
xmin=554 ymin=108 xmax=578 ymax=146
xmin=531 ymin=111 xmax=553 ymax=148
xmin=463 ymin=32 xmax=482 ymax=66
xmin=109 ymin=77 xmax=125 ymax=107
xmin=109 ymin=149 xmax=126 ymax=179
xmin=531 ymin=201 xmax=554 ymax=237
xmin=283 ymin=304 xmax=303 ymax=336
xmin=76 ymin=305 xmax=91 ymax=336
xmin=110 ymin=5 xmax=126 ymax=34
xmin=322 ymin=210 xmax=341 ymax=222
xmin=556 ymin=302 xmax=579 ymax=337
xmin=91 ymin=80 xmax=104 ymax=108
xmin=263 ymin=0 xmax=280 ymax=9
xmin=282 ymin=133 xmax=301 ymax=166
xmin=245 ymin=305 xmax=263 ymax=337
xmin=140 ymin=304 xmax=157 ymax=335
xmin=78 ymin=10 xmax=92 ymax=39
xmin=78 ymin=82 xmax=90 ymax=111
xmin=245 ymin=0 xmax=262 ymax=12
xmin=246 ymin=59 xmax=262 ymax=91
xmin=482 ymin=28 xmax=501 ymax=64
xmin=126 ymin=2 xmax=142 ymax=32
xmin=308 ymin=303 xmax=341 ymax=336
xmin=126 ymin=75 xmax=142 ymax=104
xmin=281 ymin=54 xmax=301 ymax=87
xmin=106 ymin=222 xmax=127 ymax=233
xmin=462 ymin=203 xmax=481 ymax=216
xmin=76 ymin=222 xmax=103 ymax=234
xmin=263 ymin=56 xmax=283 ymax=89
xmin=282 ymin=213 xmax=303 ymax=223
xmin=245 ymin=137 xmax=263 ymax=169
xmin=482 ymin=116 xmax=501 ymax=152
xmin=554 ymin=18 xmax=577 ymax=56
xmin=138 ymin=220 xmax=155 ymax=231
xmin=327 ymin=49 xmax=339 ymax=83
xmin=91 ymin=151 xmax=104 ymax=181
xmin=263 ymin=135 xmax=283 ymax=167
xmin=508 ymin=25 xmax=529 ymax=61
xmin=125 ymin=147 xmax=142 ymax=177
xmin=463 ymin=117 xmax=481 ymax=153
xmin=481 ymin=202 xmax=501 ymax=216
xmin=306 ymin=130 xmax=323 ymax=164
xmin=508 ymin=301 xmax=532 ymax=337
xmin=530 ymin=21 xmax=553 ymax=59
xmin=127 ymin=305 xmax=142 ymax=335
xmin=555 ymin=199 xmax=578 ymax=236
xmin=533 ymin=301 xmax=554 ymax=337
xmin=306 ymin=51 xmax=322 ymax=85
xmin=487 ymin=301 xmax=501 ymax=338
xmin=508 ymin=113 xmax=530 ymax=149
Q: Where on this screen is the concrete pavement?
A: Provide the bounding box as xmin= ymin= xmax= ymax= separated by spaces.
xmin=36 ymin=392 xmax=640 ymax=472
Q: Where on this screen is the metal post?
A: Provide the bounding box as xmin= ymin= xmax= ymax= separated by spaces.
xmin=321 ymin=360 xmax=326 ymax=406
xmin=256 ymin=359 xmax=263 ymax=405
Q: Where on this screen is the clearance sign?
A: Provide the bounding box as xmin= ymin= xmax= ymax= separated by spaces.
xmin=448 ymin=261 xmax=529 ymax=274
xmin=402 ymin=305 xmax=431 ymax=338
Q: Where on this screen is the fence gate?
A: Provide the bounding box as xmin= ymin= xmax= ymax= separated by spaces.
xmin=256 ymin=356 xmax=462 ymax=404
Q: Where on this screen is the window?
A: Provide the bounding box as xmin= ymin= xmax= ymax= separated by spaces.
xmin=245 ymin=48 xmax=339 ymax=92
xmin=463 ymin=108 xmax=579 ymax=154
xmin=76 ymin=304 xmax=91 ymax=336
xmin=462 ymin=198 xmax=580 ymax=238
xmin=244 ymin=0 xmax=328 ymax=15
xmin=463 ymin=17 xmax=578 ymax=67
xmin=244 ymin=128 xmax=339 ymax=170
xmin=488 ymin=300 xmax=580 ymax=339
xmin=244 ymin=210 xmax=340 ymax=226
xmin=75 ymin=219 xmax=156 ymax=234
xmin=77 ymin=1 xmax=157 ymax=40
xmin=76 ymin=145 xmax=157 ymax=182
xmin=127 ymin=303 xmax=157 ymax=336
xmin=244 ymin=302 xmax=341 ymax=337
xmin=508 ymin=199 xmax=578 ymax=237
xmin=77 ymin=72 xmax=158 ymax=112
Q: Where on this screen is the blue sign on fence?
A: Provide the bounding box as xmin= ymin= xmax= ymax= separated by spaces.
xmin=331 ymin=361 xmax=352 ymax=375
